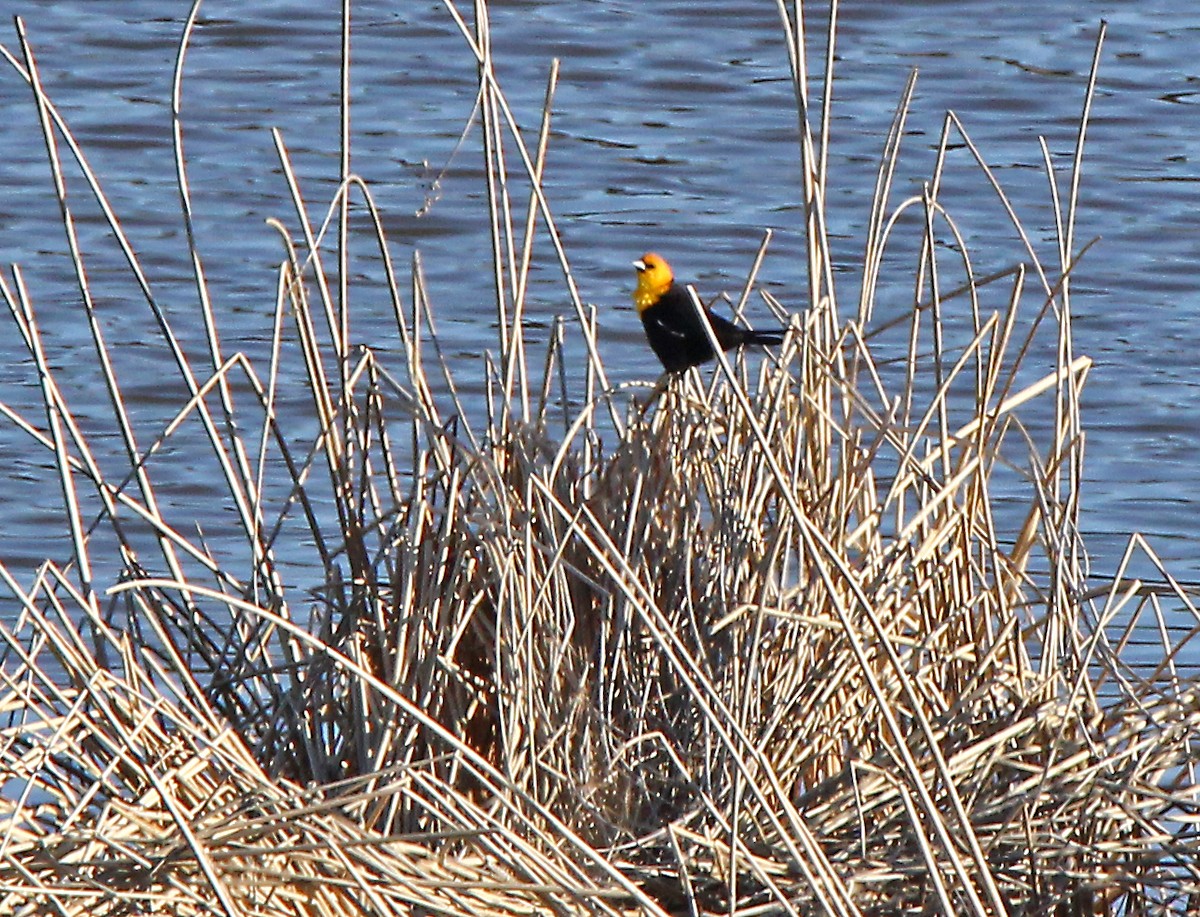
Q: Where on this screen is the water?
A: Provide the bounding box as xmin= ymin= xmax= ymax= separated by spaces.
xmin=0 ymin=1 xmax=1196 ymax=631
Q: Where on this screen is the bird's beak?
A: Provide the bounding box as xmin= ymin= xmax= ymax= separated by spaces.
xmin=633 ymin=259 xmax=646 ymax=272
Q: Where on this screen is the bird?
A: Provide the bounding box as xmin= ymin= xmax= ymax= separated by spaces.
xmin=632 ymin=252 xmax=784 ymax=373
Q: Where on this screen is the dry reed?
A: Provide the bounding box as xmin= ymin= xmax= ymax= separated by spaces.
xmin=0 ymin=2 xmax=1195 ymax=916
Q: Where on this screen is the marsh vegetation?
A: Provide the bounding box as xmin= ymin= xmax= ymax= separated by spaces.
xmin=0 ymin=3 xmax=1196 ymax=915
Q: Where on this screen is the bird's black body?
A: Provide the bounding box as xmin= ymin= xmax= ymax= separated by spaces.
xmin=632 ymin=253 xmax=784 ymax=373
xmin=640 ymin=283 xmax=784 ymax=373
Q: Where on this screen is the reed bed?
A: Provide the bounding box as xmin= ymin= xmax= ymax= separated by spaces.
xmin=0 ymin=2 xmax=1196 ymax=915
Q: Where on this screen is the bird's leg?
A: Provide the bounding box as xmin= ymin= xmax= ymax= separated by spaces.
xmin=631 ymin=373 xmax=672 ymax=424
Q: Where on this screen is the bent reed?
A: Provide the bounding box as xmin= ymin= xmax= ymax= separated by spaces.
xmin=0 ymin=3 xmax=1196 ymax=916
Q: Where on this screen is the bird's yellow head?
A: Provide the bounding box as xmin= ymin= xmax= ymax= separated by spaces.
xmin=632 ymin=252 xmax=674 ymax=313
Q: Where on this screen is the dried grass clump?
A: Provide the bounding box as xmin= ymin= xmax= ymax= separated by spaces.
xmin=0 ymin=2 xmax=1197 ymax=916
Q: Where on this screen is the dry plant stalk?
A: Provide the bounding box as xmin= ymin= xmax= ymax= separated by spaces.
xmin=0 ymin=2 xmax=1195 ymax=916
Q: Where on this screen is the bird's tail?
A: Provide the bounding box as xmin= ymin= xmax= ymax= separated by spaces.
xmin=746 ymin=328 xmax=785 ymax=347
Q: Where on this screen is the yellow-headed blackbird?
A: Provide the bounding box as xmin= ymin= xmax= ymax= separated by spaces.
xmin=632 ymin=252 xmax=784 ymax=372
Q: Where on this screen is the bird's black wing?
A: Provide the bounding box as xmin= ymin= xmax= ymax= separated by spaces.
xmin=644 ymin=310 xmax=694 ymax=341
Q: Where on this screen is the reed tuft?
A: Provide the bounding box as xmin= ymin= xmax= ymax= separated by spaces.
xmin=0 ymin=3 xmax=1196 ymax=916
